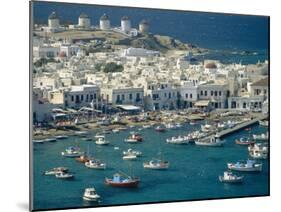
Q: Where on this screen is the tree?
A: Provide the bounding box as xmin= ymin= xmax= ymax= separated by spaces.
xmin=103 ymin=62 xmax=124 ymax=73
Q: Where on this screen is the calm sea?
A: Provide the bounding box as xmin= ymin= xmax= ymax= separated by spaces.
xmin=32 ymin=1 xmax=269 ymax=64
xmin=32 ymin=123 xmax=269 ymax=210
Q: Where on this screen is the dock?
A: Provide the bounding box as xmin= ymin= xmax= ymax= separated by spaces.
xmin=205 ymin=115 xmax=267 ymax=140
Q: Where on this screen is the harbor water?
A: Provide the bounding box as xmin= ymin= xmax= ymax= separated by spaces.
xmin=33 ymin=123 xmax=269 ymax=210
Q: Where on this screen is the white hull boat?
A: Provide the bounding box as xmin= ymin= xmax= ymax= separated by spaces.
xmin=227 ymin=160 xmax=262 ymax=172
xmin=219 ymin=171 xmax=243 ymax=183
xmin=83 ymin=188 xmax=100 ymax=201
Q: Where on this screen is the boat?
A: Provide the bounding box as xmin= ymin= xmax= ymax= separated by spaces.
xmin=44 ymin=138 xmax=57 ymax=142
xmin=227 ymin=160 xmax=262 ymax=172
xmin=155 ymin=126 xmax=166 ymax=132
xmin=55 ymin=135 xmax=68 ymax=140
xmin=235 ymin=137 xmax=255 ymax=145
xmin=124 ymin=132 xmax=143 ymax=143
xmin=166 ymin=136 xmax=190 ymax=144
xmin=33 ymin=139 xmax=45 ymax=144
xmin=95 ymin=135 xmax=110 ymax=145
xmin=81 ymin=137 xmax=92 ymax=141
xmin=259 ymin=120 xmax=269 ymax=127
xmin=44 ymin=167 xmax=68 ymax=175
xmin=83 ymin=188 xmax=100 ymax=201
xmin=165 ymin=123 xmax=177 ymax=129
xmin=85 ymin=159 xmax=106 ymax=169
xmin=249 ymin=151 xmax=268 ymax=159
xmin=55 ymin=172 xmax=74 ymax=179
xmin=142 ymin=125 xmax=151 ymax=129
xmin=219 ymin=171 xmax=244 ymax=183
xmin=123 ymin=148 xmax=142 ymax=157
xmin=112 ymin=129 xmax=120 ymax=133
xmin=114 ymin=146 xmax=120 ymax=150
xmin=61 ymin=147 xmax=84 ymax=158
xmin=74 ymin=131 xmax=88 ymax=136
xmin=195 ymin=135 xmax=225 ymax=147
xmin=189 ymin=120 xmax=196 ymax=125
xmin=122 ymin=155 xmax=137 ymax=160
xmin=175 ymin=123 xmax=182 ymax=128
xmin=105 ymin=172 xmax=140 ymax=188
xmin=248 ymin=143 xmax=268 ymax=153
xmin=217 ymin=123 xmax=226 ymax=130
xmin=201 ymin=124 xmax=213 ymax=133
xmin=143 ymin=159 xmax=169 ymax=170
xmin=253 ymin=132 xmax=268 ymax=141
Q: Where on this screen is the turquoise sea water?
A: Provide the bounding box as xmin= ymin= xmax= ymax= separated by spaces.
xmin=33 ymin=123 xmax=269 ymax=210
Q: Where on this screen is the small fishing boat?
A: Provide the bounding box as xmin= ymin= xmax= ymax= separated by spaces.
xmin=219 ymin=171 xmax=243 ymax=183
xmin=259 ymin=120 xmax=269 ymax=127
xmin=85 ymin=159 xmax=106 ymax=170
xmin=122 ymin=155 xmax=137 ymax=160
xmin=227 ymin=160 xmax=262 ymax=172
xmin=123 ymin=149 xmax=142 ymax=157
xmin=55 ymin=172 xmax=74 ymax=179
xmin=55 ymin=135 xmax=68 ymax=140
xmin=83 ymin=188 xmax=100 ymax=201
xmin=195 ymin=135 xmax=225 ymax=147
xmin=155 ymin=126 xmax=166 ymax=132
xmin=44 ymin=167 xmax=68 ymax=175
xmin=253 ymin=132 xmax=268 ymax=141
xmin=166 ymin=136 xmax=190 ymax=144
xmin=249 ymin=151 xmax=268 ymax=159
xmin=61 ymin=147 xmax=84 ymax=158
xmin=143 ymin=159 xmax=169 ymax=170
xmin=105 ymin=172 xmax=140 ymax=188
xmin=124 ymin=132 xmax=143 ymax=143
xmin=95 ymin=135 xmax=110 ymax=145
xmin=235 ymin=137 xmax=255 ymax=145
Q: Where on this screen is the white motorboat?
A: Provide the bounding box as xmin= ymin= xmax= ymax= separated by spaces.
xmin=227 ymin=160 xmax=262 ymax=172
xmin=195 ymin=135 xmax=225 ymax=147
xmin=253 ymin=132 xmax=268 ymax=141
xmin=122 ymin=155 xmax=137 ymax=160
xmin=61 ymin=147 xmax=84 ymax=157
xmin=83 ymin=188 xmax=100 ymax=201
xmin=165 ymin=123 xmax=177 ymax=129
xmin=74 ymin=131 xmax=88 ymax=136
xmin=219 ymin=171 xmax=243 ymax=183
xmin=95 ymin=135 xmax=110 ymax=145
xmin=85 ymin=159 xmax=106 ymax=169
xmin=143 ymin=159 xmax=169 ymax=170
xmin=112 ymin=129 xmax=120 ymax=133
xmin=55 ymin=172 xmax=74 ymax=179
xmin=142 ymin=125 xmax=151 ymax=129
xmin=44 ymin=167 xmax=69 ymax=175
xmin=123 ymin=148 xmax=142 ymax=157
xmin=124 ymin=132 xmax=143 ymax=143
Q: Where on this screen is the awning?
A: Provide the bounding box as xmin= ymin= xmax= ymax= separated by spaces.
xmin=116 ymin=105 xmax=141 ymax=111
xmin=194 ymin=100 xmax=210 ymax=107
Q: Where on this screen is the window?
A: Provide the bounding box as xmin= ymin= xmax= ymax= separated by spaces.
xmin=94 ymin=93 xmax=96 ymax=99
xmin=81 ymin=95 xmax=84 ymax=101
xmin=200 ymin=90 xmax=203 ymax=96
xmin=219 ymin=91 xmax=222 ymax=96
xmin=169 ymin=93 xmax=171 ymax=99
xmin=90 ymin=94 xmax=93 ymax=101
xmin=129 ymin=93 xmax=133 ymax=100
xmin=211 ymin=91 xmax=213 ymax=96
xmin=190 ymin=93 xmax=192 ymax=99
xmin=186 ymin=93 xmax=188 ymax=98
xmin=165 ymin=93 xmax=167 ymax=98
xmin=117 ymin=95 xmax=120 ymax=101
xmin=204 ymin=91 xmax=207 ymax=96
xmin=71 ymin=95 xmax=74 ymax=102
xmin=86 ymin=94 xmax=89 ymax=102
xmin=214 ymin=91 xmax=217 ymax=96
xmin=122 ymin=94 xmax=125 ymax=100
